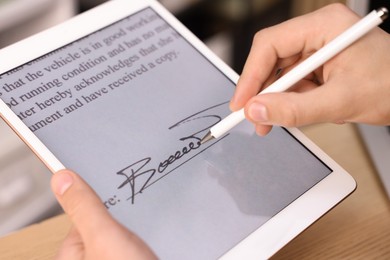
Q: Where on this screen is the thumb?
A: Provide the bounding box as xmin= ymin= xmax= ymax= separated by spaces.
xmin=245 ymin=85 xmax=347 ymax=128
xmin=51 ymin=170 xmax=116 ymax=242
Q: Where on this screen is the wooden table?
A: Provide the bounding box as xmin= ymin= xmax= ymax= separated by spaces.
xmin=0 ymin=123 xmax=389 ymax=259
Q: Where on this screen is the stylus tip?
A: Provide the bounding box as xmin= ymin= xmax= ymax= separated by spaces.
xmin=200 ymin=131 xmax=215 ymax=145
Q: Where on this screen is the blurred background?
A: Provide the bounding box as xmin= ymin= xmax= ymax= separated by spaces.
xmin=0 ymin=0 xmax=388 ymax=237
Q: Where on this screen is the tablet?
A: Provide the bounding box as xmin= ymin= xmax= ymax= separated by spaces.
xmin=0 ymin=0 xmax=356 ymax=259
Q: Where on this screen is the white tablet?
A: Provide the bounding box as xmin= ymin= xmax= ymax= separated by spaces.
xmin=0 ymin=0 xmax=356 ymax=259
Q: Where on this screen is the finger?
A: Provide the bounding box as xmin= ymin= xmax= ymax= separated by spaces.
xmin=51 ymin=170 xmax=116 ymax=242
xmin=230 ymin=14 xmax=322 ymax=111
xmin=255 ymin=124 xmax=273 ymax=136
xmin=230 ymin=4 xmax=358 ymax=111
xmin=245 ymin=80 xmax=349 ymax=128
xmin=55 ymin=227 xmax=84 ymax=260
xmin=251 ymin=78 xmax=318 ymax=136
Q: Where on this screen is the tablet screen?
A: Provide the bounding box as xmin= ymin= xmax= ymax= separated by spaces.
xmin=0 ymin=7 xmax=332 ymax=259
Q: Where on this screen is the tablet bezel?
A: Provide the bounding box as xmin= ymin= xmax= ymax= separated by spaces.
xmin=0 ymin=0 xmax=356 ymax=259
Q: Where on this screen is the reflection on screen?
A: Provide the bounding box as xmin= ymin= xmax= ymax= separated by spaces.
xmin=0 ymin=7 xmax=332 ymax=259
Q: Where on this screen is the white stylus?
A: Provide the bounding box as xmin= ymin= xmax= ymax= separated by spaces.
xmin=200 ymin=7 xmax=388 ymax=144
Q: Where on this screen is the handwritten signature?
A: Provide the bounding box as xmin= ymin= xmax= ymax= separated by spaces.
xmin=116 ymin=101 xmax=228 ymax=204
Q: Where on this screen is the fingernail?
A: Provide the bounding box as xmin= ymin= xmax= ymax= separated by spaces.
xmin=53 ymin=171 xmax=74 ymax=195
xmin=248 ymin=103 xmax=268 ymax=122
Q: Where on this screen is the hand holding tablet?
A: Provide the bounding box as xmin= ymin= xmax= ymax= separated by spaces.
xmin=51 ymin=169 xmax=157 ymax=260
xmin=2 ymin=0 xmax=387 ymax=259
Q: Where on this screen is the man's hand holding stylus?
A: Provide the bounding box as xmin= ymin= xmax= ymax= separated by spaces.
xmin=230 ymin=4 xmax=390 ymax=136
